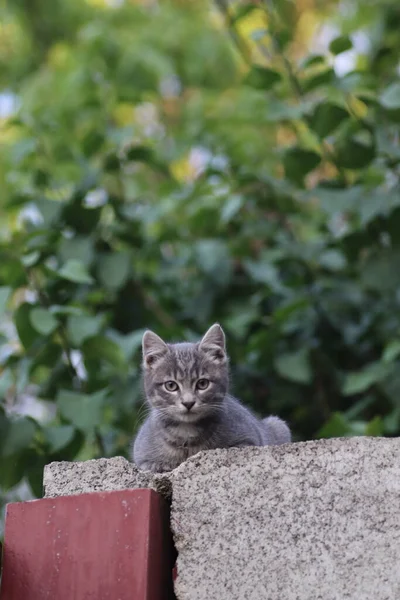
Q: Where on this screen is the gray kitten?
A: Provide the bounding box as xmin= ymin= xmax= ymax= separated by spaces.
xmin=132 ymin=324 xmax=291 ymax=472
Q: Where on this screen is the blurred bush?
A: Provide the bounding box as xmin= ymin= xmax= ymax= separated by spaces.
xmin=1 ymin=0 xmax=400 ymax=523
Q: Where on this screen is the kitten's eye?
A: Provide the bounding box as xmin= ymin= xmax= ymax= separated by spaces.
xmin=196 ymin=378 xmax=209 ymax=390
xmin=164 ymin=381 xmax=178 ymax=392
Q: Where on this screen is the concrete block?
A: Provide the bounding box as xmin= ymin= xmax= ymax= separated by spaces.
xmin=43 ymin=456 xmax=172 ymax=499
xmin=171 ymin=437 xmax=400 ymax=600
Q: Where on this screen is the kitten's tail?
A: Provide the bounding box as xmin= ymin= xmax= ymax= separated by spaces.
xmin=263 ymin=415 xmax=291 ymax=445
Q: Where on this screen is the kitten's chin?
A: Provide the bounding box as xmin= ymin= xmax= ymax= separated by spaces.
xmin=156 ymin=406 xmax=220 ymax=425
xmin=176 ymin=406 xmax=220 ymax=424
xmin=177 ymin=410 xmax=201 ymax=422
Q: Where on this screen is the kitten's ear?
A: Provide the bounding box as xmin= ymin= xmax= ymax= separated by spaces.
xmin=142 ymin=330 xmax=168 ymax=368
xmin=199 ymin=323 xmax=227 ymax=363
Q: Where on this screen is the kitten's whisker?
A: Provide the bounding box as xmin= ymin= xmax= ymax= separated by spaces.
xmin=134 ymin=402 xmax=152 ymax=428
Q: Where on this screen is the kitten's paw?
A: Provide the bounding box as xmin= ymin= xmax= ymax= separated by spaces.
xmin=263 ymin=416 xmax=291 ymax=445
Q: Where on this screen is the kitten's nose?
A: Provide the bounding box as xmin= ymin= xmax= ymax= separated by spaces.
xmin=182 ymin=400 xmax=195 ymax=411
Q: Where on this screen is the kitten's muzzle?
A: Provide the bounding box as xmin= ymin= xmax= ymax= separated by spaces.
xmin=181 ymin=400 xmax=195 ymax=411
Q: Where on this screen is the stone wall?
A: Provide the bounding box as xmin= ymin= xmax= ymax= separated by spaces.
xmin=44 ymin=437 xmax=400 ymax=600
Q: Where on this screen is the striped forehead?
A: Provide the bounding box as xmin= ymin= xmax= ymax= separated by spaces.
xmin=168 ymin=343 xmax=201 ymax=379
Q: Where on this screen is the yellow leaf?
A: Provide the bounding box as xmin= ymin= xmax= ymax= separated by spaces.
xmin=48 ymin=43 xmax=71 ymax=69
xmin=170 ymin=156 xmax=197 ymax=183
xmin=236 ymin=8 xmax=266 ymax=40
xmin=113 ymin=103 xmax=135 ymax=126
xmin=347 ymin=95 xmax=368 ymax=119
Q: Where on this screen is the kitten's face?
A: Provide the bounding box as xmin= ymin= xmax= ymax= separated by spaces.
xmin=142 ymin=324 xmax=229 ymax=424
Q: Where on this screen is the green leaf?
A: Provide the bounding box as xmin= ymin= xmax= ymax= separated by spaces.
xmin=57 ymin=389 xmax=107 ymax=433
xmin=0 ymin=286 xmax=11 ymax=315
xmin=58 ymin=259 xmax=94 ymax=284
xmin=383 ymin=340 xmax=400 ymax=363
xmin=317 ymin=412 xmax=352 ymax=438
xmin=124 ymin=145 xmax=169 ymax=174
xmin=21 ymin=251 xmax=40 ymax=267
xmin=35 ymin=198 xmax=63 ymax=225
xmin=125 ymin=145 xmax=154 ymax=162
xmin=58 ymin=236 xmax=93 ymax=266
xmin=97 ymin=252 xmax=131 ymax=291
xmin=329 ymin=35 xmax=352 ymax=55
xmin=365 ymin=416 xmax=383 ymax=436
xmin=83 ymin=336 xmax=126 ymax=369
xmin=380 ymin=83 xmax=400 ymax=110
xmin=2 ymin=417 xmax=37 ymax=456
xmin=67 ymin=314 xmax=104 ymax=346
xmin=43 ymin=425 xmax=76 ymax=453
xmin=361 ymin=249 xmax=400 ymax=292
xmin=301 ymin=54 xmax=326 ymax=68
xmin=244 ymin=66 xmax=282 ymax=90
xmin=30 ymin=307 xmax=58 ymax=336
xmin=220 ymin=195 xmax=243 ymax=224
xmin=108 ymin=329 xmax=145 ymax=360
xmin=302 ymin=68 xmax=335 ymax=93
xmin=12 ymin=138 xmax=36 ymax=163
xmin=0 ymin=452 xmax=29 ymax=490
xmin=195 ymin=240 xmax=232 ymax=287
xmin=283 ymin=147 xmax=321 ymax=185
xmin=244 ymin=260 xmax=283 ymax=292
xmin=318 ymin=249 xmax=346 ymax=271
xmin=271 ymin=298 xmax=310 ymax=324
xmin=274 ymin=349 xmax=312 ymax=384
xmin=309 ymin=102 xmax=349 ymax=138
xmin=265 ymin=100 xmax=310 ymax=122
xmin=15 ymin=303 xmax=41 ymax=350
xmin=335 ymin=136 xmax=375 ymax=169
xmin=82 ymin=129 xmax=105 ymax=158
xmin=342 ymin=361 xmax=390 ymax=396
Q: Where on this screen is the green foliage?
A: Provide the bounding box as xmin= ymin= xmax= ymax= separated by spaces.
xmin=1 ymin=0 xmax=400 ymax=526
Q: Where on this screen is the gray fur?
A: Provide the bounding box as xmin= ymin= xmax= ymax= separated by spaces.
xmin=132 ymin=324 xmax=291 ymax=472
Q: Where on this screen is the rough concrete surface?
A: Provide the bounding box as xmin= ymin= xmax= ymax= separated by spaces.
xmin=43 ymin=456 xmax=172 ymax=499
xmin=171 ymin=437 xmax=400 ymax=600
